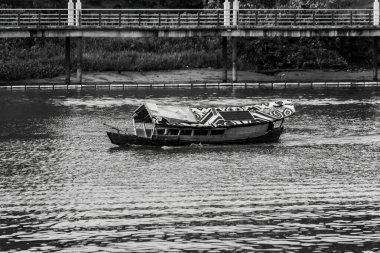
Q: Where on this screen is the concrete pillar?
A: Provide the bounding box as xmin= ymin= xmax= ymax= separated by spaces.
xmin=68 ymin=0 xmax=74 ymax=26
xmin=65 ymin=37 xmax=71 ymax=84
xmin=77 ymin=37 xmax=83 ymax=84
xmin=232 ymin=37 xmax=237 ymax=83
xmin=76 ymin=0 xmax=82 ymax=26
xmin=232 ymin=0 xmax=239 ymax=26
xmin=223 ymin=0 xmax=230 ymax=26
xmin=374 ymin=0 xmax=379 ymax=26
xmin=374 ymin=37 xmax=378 ymax=81
xmin=222 ymin=37 xmax=228 ymax=82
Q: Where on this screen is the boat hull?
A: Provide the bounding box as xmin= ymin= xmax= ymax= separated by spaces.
xmin=107 ymin=127 xmax=284 ymax=147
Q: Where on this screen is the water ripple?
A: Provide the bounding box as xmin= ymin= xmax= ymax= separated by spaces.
xmin=0 ymin=88 xmax=379 ymax=252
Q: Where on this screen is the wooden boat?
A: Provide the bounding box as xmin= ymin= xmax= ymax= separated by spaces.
xmin=106 ymin=101 xmax=295 ymax=146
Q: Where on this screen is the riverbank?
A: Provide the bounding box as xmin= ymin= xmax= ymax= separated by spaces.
xmin=0 ymin=37 xmax=373 ymax=82
xmin=2 ymin=68 xmax=378 ymax=86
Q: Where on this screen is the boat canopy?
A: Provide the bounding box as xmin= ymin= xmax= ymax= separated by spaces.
xmin=134 ymin=102 xmax=198 ymax=124
xmin=134 ymin=101 xmax=295 ymax=127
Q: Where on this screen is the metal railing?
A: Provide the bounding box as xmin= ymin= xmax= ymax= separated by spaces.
xmin=80 ymin=9 xmax=223 ymax=27
xmin=0 ymin=9 xmax=375 ymax=28
xmin=0 ymin=9 xmax=66 ymax=27
xmin=239 ymin=9 xmax=373 ymax=26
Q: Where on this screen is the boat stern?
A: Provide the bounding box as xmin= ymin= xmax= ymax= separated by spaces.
xmin=263 ymin=126 xmax=284 ymax=142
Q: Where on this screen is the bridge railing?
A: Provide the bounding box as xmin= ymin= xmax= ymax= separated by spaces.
xmin=0 ymin=9 xmax=375 ymax=28
xmin=0 ymin=9 xmax=224 ymax=27
xmin=239 ymin=9 xmax=373 ymax=26
xmin=80 ymin=9 xmax=223 ymax=27
xmin=0 ymin=9 xmax=69 ymax=27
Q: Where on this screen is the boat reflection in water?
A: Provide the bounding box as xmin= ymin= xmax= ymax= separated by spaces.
xmin=106 ymin=101 xmax=295 ymax=146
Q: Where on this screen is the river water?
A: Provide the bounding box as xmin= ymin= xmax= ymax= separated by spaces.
xmin=0 ymin=87 xmax=379 ymax=252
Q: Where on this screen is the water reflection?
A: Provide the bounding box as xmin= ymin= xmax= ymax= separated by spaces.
xmin=0 ymin=87 xmax=379 ymax=252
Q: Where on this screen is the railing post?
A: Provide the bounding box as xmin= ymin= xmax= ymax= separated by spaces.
xmin=293 ymin=11 xmax=297 ymax=25
xmin=232 ymin=0 xmax=239 ymax=26
xmin=217 ymin=10 xmax=220 ymax=26
xmin=178 ymin=12 xmax=181 ymax=26
xmin=38 ymin=10 xmax=41 ymax=27
xmin=119 ymin=11 xmax=122 ymax=26
xmin=138 ymin=13 xmax=141 ymax=26
xmin=374 ymin=0 xmax=379 ymax=25
xmin=331 ymin=11 xmax=335 ymax=25
xmin=350 ymin=11 xmax=353 ymax=25
xmin=312 ymin=11 xmax=316 ymax=25
xmin=17 ymin=13 xmax=21 ymax=26
xmin=197 ymin=11 xmax=200 ymax=26
xmin=76 ymin=0 xmax=82 ymax=27
xmin=256 ymin=10 xmax=259 ymax=26
xmin=237 ymin=10 xmax=239 ymax=26
xmin=274 ymin=9 xmax=278 ymax=26
xmin=224 ymin=0 xmax=231 ymax=26
xmin=98 ymin=13 xmax=101 ymax=26
xmin=68 ymin=0 xmax=74 ymax=26
xmin=370 ymin=10 xmax=373 ymax=25
xmin=158 ymin=13 xmax=161 ymax=26
xmin=59 ymin=12 xmax=62 ymax=26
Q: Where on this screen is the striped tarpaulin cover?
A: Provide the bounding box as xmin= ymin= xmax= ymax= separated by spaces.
xmin=187 ymin=101 xmax=295 ymax=127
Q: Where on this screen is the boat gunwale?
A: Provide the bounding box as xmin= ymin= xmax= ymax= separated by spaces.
xmin=106 ymin=126 xmax=284 ymax=146
xmin=108 ymin=121 xmax=281 ymax=139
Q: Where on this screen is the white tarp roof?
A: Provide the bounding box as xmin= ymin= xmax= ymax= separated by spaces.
xmin=144 ymin=102 xmax=198 ymax=124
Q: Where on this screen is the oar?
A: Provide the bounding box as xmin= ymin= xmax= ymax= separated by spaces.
xmin=103 ymin=123 xmax=121 ymax=134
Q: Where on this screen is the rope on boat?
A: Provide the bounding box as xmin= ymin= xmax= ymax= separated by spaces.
xmin=103 ymin=123 xmax=122 ymax=134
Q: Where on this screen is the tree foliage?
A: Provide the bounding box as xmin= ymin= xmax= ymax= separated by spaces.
xmin=205 ymin=0 xmax=372 ymax=9
xmin=285 ymin=0 xmax=364 ymax=9
xmin=0 ymin=0 xmax=204 ymax=9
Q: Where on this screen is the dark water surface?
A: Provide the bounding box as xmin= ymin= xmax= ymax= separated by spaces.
xmin=0 ymin=87 xmax=379 ymax=252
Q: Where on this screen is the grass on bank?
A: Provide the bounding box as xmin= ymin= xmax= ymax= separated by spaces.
xmin=0 ymin=50 xmax=223 ymax=81
xmin=0 ymin=37 xmax=374 ymax=82
xmin=0 ymin=38 xmax=223 ymax=81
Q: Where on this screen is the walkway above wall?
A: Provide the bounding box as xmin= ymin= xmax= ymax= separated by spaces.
xmin=1 ymin=9 xmax=380 ymax=38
